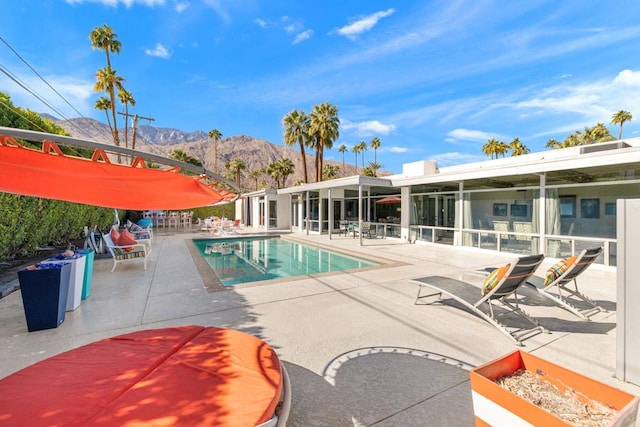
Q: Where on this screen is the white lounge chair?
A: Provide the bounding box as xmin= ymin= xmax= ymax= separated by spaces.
xmin=525 ymin=247 xmax=605 ymax=320
xmin=410 ymin=254 xmax=547 ymax=346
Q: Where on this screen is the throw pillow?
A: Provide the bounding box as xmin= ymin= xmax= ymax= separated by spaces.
xmin=481 ymin=263 xmax=510 ymax=296
xmin=544 ymin=255 xmax=578 ymax=286
xmin=116 ymin=229 xmax=137 ymax=252
xmin=110 ymin=228 xmax=120 ymax=245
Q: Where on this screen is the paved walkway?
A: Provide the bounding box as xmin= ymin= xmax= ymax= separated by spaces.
xmin=0 ymin=229 xmax=637 ymax=426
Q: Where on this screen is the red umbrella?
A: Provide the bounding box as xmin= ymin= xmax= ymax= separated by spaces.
xmin=375 ymin=196 xmax=401 ymax=205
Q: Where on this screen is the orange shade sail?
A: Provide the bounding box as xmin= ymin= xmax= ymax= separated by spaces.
xmin=0 ymin=132 xmax=235 ymax=210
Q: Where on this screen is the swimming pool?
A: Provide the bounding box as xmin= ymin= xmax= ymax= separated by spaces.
xmin=192 ymin=237 xmax=380 ymax=286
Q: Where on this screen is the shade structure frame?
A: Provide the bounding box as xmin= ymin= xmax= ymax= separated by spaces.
xmin=0 ymin=127 xmax=239 ymax=210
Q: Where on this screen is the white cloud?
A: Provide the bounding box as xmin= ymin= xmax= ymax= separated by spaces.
xmin=0 ymin=72 xmax=95 ymax=119
xmin=254 ymin=18 xmax=267 ymax=28
xmin=341 ymin=119 xmax=396 ymax=136
xmin=145 ymin=43 xmax=172 ymax=58
xmin=428 ymin=151 xmax=486 ymax=167
xmin=293 ymin=30 xmax=313 ymax=45
xmin=175 ymin=1 xmax=189 ymax=13
xmin=389 ymin=146 xmax=408 ymax=153
xmin=445 ymin=128 xmax=497 ymax=142
xmin=515 ymin=69 xmax=640 ymax=123
xmin=335 ymin=8 xmax=395 ymax=40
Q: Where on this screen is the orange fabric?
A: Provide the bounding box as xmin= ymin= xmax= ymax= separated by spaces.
xmin=116 ymin=229 xmax=137 ymax=251
xmin=564 ymin=255 xmax=578 ymax=267
xmin=0 ymin=140 xmax=227 ymax=209
xmin=110 ymin=227 xmax=120 ymax=243
xmin=0 ymin=326 xmax=283 ymax=427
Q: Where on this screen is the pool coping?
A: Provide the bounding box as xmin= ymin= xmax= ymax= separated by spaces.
xmin=186 ymin=234 xmax=408 ymax=293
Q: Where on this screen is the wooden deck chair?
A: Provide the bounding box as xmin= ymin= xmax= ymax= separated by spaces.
xmin=410 ymin=254 xmax=547 ymax=346
xmin=526 ymin=247 xmax=604 ymax=320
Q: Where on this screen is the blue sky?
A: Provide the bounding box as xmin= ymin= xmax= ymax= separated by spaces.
xmin=2 ymin=0 xmax=640 ymax=174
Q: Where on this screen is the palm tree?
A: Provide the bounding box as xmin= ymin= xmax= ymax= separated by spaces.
xmin=496 ymin=140 xmax=509 ymax=158
xmin=338 ymin=144 xmax=347 ymax=176
xmin=482 ymin=138 xmax=500 ymax=159
xmin=369 ymin=137 xmax=381 ymax=166
xmin=566 ymin=123 xmax=615 ymax=146
xmin=357 ymin=141 xmax=367 ymax=170
xmin=282 ymin=110 xmax=310 ymax=183
xmin=611 ymin=110 xmax=632 ymax=140
xmin=278 ymin=158 xmax=295 ymax=188
xmin=94 ymin=97 xmax=112 ymax=130
xmin=322 ymin=164 xmax=340 ymax=180
xmin=352 ymin=144 xmax=361 ymax=174
xmin=207 ymin=129 xmax=222 ymax=173
xmin=225 ymin=158 xmax=245 ymax=189
xmin=367 ymin=161 xmax=382 ymax=177
xmin=117 ymin=88 xmax=135 ymax=148
xmin=248 ymin=168 xmax=263 ymax=191
xmin=93 ymin=66 xmax=125 ymax=147
xmin=89 ymin=24 xmax=122 ymax=148
xmin=509 ymin=138 xmax=530 ymax=156
xmin=546 ymin=138 xmax=561 ymax=149
xmin=169 ymin=149 xmax=202 ymax=167
xmin=308 ymin=102 xmax=339 ymax=182
xmin=266 ymin=162 xmax=282 ymax=189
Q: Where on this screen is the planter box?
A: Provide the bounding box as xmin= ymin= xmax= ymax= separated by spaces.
xmin=76 ymin=249 xmax=94 ymax=300
xmin=469 ymin=350 xmax=639 ymax=426
xmin=42 ymin=253 xmax=86 ymax=311
xmin=17 ymin=263 xmax=71 ymax=332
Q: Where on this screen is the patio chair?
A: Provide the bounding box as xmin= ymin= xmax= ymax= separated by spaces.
xmin=103 ymin=228 xmax=152 ymax=273
xmin=354 ymin=222 xmax=373 ymax=238
xmin=525 ymin=247 xmax=605 ymax=320
xmin=126 ymin=219 xmax=153 ymax=240
xmin=410 ymin=254 xmax=547 ymax=346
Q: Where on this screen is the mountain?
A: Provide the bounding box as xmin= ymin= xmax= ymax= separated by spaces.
xmin=54 ymin=118 xmax=360 ymax=190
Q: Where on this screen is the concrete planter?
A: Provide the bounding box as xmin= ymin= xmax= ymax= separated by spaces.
xmin=469 ymin=350 xmax=639 ymax=426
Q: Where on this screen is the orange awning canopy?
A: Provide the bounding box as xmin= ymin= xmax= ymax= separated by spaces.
xmin=0 ymin=134 xmax=233 ymax=210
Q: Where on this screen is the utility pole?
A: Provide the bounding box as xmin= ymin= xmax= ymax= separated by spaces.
xmin=118 ymin=112 xmax=154 ymax=150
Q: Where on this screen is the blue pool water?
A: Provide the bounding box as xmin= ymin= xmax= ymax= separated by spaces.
xmin=193 ymin=237 xmax=380 ymax=286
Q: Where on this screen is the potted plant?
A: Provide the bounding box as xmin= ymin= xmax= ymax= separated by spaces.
xmin=469 ymin=350 xmax=639 ymax=426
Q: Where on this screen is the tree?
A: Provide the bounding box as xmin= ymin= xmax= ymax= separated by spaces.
xmin=169 ymin=149 xmax=202 ymax=167
xmin=546 ymin=138 xmax=561 ymax=149
xmin=496 ymin=140 xmax=509 ymax=158
xmin=94 ymin=97 xmax=112 ymax=130
xmin=611 ymin=110 xmax=632 ymax=140
xmin=482 ymin=138 xmax=500 ymax=159
xmin=282 ymin=110 xmax=310 ymax=183
xmin=117 ymin=88 xmax=135 ymax=148
xmin=322 ymin=164 xmax=339 ymax=180
xmin=338 ymin=144 xmax=347 ymax=176
xmin=308 ymin=102 xmax=339 ymax=182
xmin=248 ymin=168 xmax=264 ymax=191
xmin=565 ymin=123 xmax=615 ymax=146
xmin=369 ymin=137 xmax=381 ymax=169
xmin=266 ymin=161 xmax=282 ymax=189
xmin=357 ymin=140 xmax=367 ymax=170
xmin=90 ymin=24 xmax=123 ymax=148
xmin=207 ymin=129 xmax=222 ymax=173
xmin=225 ymin=158 xmax=245 ymax=189
xmin=278 ymin=158 xmax=295 ymax=188
xmin=366 ymin=161 xmax=382 ymax=177
xmin=352 ymin=144 xmax=361 ymax=174
xmin=509 ymin=138 xmax=530 ymax=156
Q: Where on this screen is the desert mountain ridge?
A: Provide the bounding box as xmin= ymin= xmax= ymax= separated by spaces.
xmin=53 ymin=117 xmax=362 ymax=190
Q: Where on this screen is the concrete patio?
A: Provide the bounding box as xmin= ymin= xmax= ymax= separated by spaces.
xmin=0 ymin=229 xmax=637 ymax=426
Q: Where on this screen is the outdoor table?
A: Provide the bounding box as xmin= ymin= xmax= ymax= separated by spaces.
xmin=0 ymin=325 xmax=284 ymax=426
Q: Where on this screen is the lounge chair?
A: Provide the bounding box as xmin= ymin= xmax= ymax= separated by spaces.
xmin=525 ymin=247 xmax=605 ymax=320
xmin=410 ymin=254 xmax=547 ymax=346
xmin=103 ymin=228 xmax=152 ymax=273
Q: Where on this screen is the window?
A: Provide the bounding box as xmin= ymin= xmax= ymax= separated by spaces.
xmin=560 ymin=196 xmax=576 ymax=218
